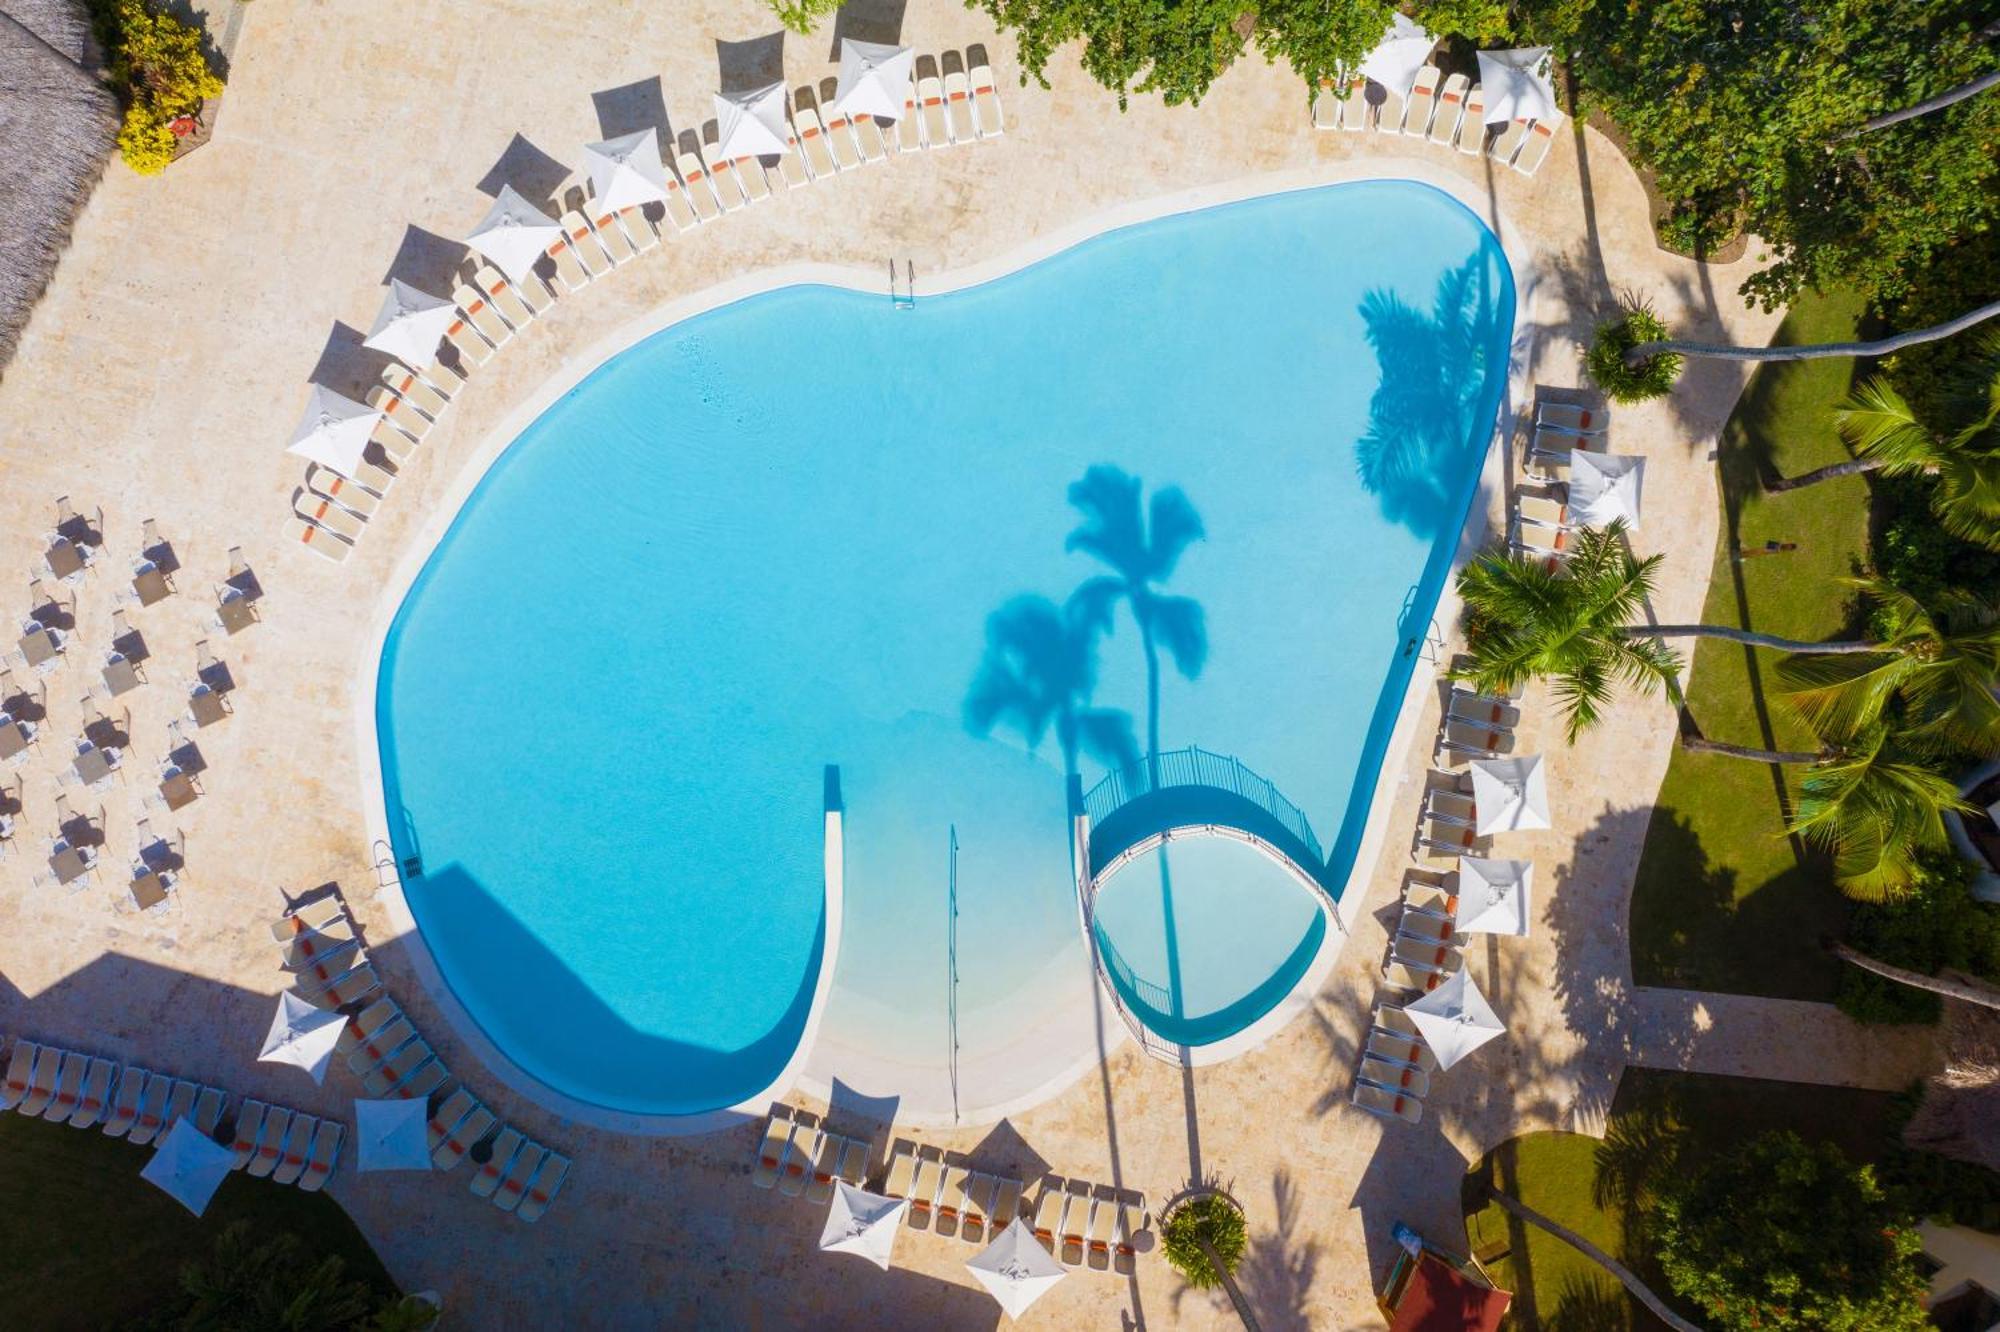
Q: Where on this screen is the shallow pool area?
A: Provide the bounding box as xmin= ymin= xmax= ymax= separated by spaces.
xmin=373 ymin=180 xmax=1514 ymax=1120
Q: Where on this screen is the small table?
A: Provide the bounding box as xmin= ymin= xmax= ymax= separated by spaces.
xmin=133 ymin=565 xmax=172 ymax=606
xmin=159 ymin=770 xmax=200 ymax=810
xmin=130 ymin=871 xmax=170 ymax=911
xmin=73 ymin=746 xmax=117 ymax=786
xmin=45 ymin=541 xmax=84 ymax=579
xmin=102 ymin=656 xmax=142 ymax=696
xmin=19 ymin=627 xmax=60 ymax=667
xmin=49 ymin=845 xmax=90 ymax=885
xmin=0 ymin=719 xmax=27 ymax=760
xmin=189 ymin=690 xmax=229 ymax=728
xmin=217 ymin=595 xmax=257 ymax=635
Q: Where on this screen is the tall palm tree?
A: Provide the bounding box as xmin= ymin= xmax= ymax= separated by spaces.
xmin=1624 ymin=296 xmax=2000 ymax=367
xmin=963 ymin=592 xmax=1138 ymax=775
xmin=1065 ymin=464 xmax=1207 ymax=786
xmin=1779 ymin=579 xmax=2000 ymax=751
xmin=1481 ymin=1188 xmax=1701 ymax=1332
xmin=1787 ymin=721 xmax=1973 ymax=899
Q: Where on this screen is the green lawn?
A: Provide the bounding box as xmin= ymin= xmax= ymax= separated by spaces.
xmin=1462 ymin=1069 xmax=1899 ymax=1331
xmin=0 ymin=1109 xmax=394 ymax=1329
xmin=1628 ymin=286 xmax=1875 ymax=1000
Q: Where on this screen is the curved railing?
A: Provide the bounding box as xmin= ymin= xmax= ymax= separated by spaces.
xmin=1082 ymin=746 xmax=1323 ymax=863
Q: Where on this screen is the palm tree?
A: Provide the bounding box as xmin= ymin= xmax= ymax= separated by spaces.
xmin=963 ymin=592 xmax=1138 ymax=775
xmin=1065 ymin=464 xmax=1207 ymax=786
xmin=1787 ymin=721 xmax=1973 ymax=899
xmin=1826 ymin=938 xmax=2000 ymax=1012
xmin=1623 ymin=296 xmax=2000 ymax=367
xmin=1481 ymin=1188 xmax=1701 ymax=1332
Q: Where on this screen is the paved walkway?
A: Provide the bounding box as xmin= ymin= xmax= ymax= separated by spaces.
xmin=0 ymin=2 xmax=1935 ymax=1327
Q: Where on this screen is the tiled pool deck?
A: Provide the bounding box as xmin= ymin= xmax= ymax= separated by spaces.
xmin=0 ymin=2 xmax=1941 ymax=1326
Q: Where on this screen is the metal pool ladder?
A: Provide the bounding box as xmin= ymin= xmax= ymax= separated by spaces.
xmin=890 ymin=259 xmax=915 ymax=309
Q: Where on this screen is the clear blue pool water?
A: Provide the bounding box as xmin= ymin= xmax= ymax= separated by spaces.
xmin=375 ymin=181 xmax=1514 ymax=1115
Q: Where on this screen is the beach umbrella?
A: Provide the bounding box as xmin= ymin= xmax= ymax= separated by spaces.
xmin=141 ymin=1116 xmax=236 ymax=1216
xmin=354 ymin=1097 xmax=432 ymax=1172
xmin=831 ymin=39 xmax=915 ymax=122
xmin=1469 ymin=755 xmax=1551 ymax=834
xmin=713 ymin=83 xmax=793 ymax=161
xmin=285 ymin=385 xmax=382 ymax=479
xmin=1478 ymin=47 xmax=1559 ymax=124
xmin=583 ymin=128 xmax=670 ymax=213
xmin=966 ymin=1217 xmax=1067 ymax=1319
xmin=361 ymin=279 xmax=458 ymax=368
xmin=1404 ymin=966 xmax=1506 ymax=1070
xmin=257 ymin=989 xmax=348 ymax=1084
xmin=819 ymin=1181 xmax=909 ymax=1269
xmin=466 ymin=184 xmax=561 ymax=282
xmin=1357 ymin=13 xmax=1437 ymax=95
xmin=1456 ymin=858 xmax=1533 ymax=936
xmin=1568 ymin=451 xmax=1645 ymax=527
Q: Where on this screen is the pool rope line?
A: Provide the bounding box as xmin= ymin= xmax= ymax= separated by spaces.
xmin=285 ymin=51 xmax=1004 ymax=565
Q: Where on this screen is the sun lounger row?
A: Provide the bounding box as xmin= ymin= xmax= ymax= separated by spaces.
xmin=1026 ymin=1175 xmax=1148 ymax=1275
xmin=754 ymin=1103 xmax=870 ymax=1203
xmin=1312 ymin=66 xmax=1564 ymax=176
xmin=882 ymin=1138 xmax=1027 ymax=1246
xmin=1 ymin=1035 xmax=341 ymax=1190
xmin=1352 ymin=1004 xmax=1436 ymax=1124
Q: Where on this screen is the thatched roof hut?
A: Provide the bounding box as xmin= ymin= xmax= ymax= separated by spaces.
xmin=0 ymin=0 xmax=120 ymax=378
xmin=1903 ymin=1003 xmax=2000 ymax=1172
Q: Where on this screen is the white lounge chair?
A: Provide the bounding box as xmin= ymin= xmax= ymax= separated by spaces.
xmin=793 ymin=99 xmax=840 ymax=177
xmin=944 ymin=67 xmax=976 ymax=144
xmin=895 ymin=79 xmax=925 ymax=152
xmin=1352 ymin=1079 xmax=1423 ymax=1124
xmin=475 ymin=266 xmax=537 ymax=329
xmin=1456 ymin=86 xmax=1487 ymax=154
xmin=558 ymin=210 xmax=614 ymax=272
xmin=918 ymin=70 xmax=950 ymax=147
xmin=817 ymin=95 xmax=865 ymax=172
xmin=1429 ymin=73 xmax=1469 ymax=146
xmin=1337 ymin=76 xmax=1371 ymax=131
xmin=677 ymin=153 xmax=724 ymax=222
xmin=970 ymin=60 xmax=1005 ymax=136
xmin=299 ymin=1119 xmax=343 ymax=1191
xmin=1490 ymin=116 xmax=1531 ymax=165
xmin=492 ymin=1142 xmax=548 ymax=1213
xmin=1513 ymin=108 xmax=1565 ymax=176
xmin=543 ymin=233 xmax=594 ymax=292
xmin=516 ymin=1151 xmax=570 ymax=1222
xmin=470 ymin=1128 xmax=524 ymax=1199
xmin=1402 ymin=65 xmax=1441 ymax=137
xmin=1 ymin=1040 xmax=38 ymax=1113
xmin=450 ymin=282 xmax=513 ymax=348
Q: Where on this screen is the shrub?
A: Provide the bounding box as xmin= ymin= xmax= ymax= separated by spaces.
xmin=1160 ymin=1192 xmax=1247 ymax=1290
xmin=96 ymin=0 xmax=223 ymax=176
xmin=1872 ymin=474 xmax=2000 ymax=606
xmin=1838 ymin=854 xmax=2000 ymax=1026
xmin=1656 ymin=196 xmax=1741 ymax=259
xmin=1586 ymin=305 xmax=1682 ymax=403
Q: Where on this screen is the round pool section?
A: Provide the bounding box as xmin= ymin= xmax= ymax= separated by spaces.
xmin=374 ymin=181 xmax=1515 ymax=1118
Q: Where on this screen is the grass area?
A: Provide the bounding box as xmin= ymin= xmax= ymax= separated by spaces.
xmin=1628 ymin=285 xmax=1876 ymax=1000
xmin=0 ymin=1109 xmax=393 ymax=1329
xmin=1462 ymin=1069 xmax=1899 ymax=1331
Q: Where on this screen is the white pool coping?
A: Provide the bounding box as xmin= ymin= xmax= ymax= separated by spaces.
xmin=352 ymin=155 xmax=1539 ymax=1136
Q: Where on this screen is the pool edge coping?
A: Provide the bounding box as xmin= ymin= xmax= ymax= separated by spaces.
xmin=349 ymin=155 xmax=1539 ymax=1136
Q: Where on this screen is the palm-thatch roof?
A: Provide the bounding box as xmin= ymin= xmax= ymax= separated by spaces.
xmin=0 ymin=0 xmax=119 ymax=379
xmin=1902 ymin=1002 xmax=2000 ymax=1172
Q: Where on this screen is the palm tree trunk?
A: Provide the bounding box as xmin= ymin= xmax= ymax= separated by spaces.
xmin=1838 ymin=69 xmax=2000 ymax=138
xmin=1196 ymin=1237 xmax=1261 ymax=1331
xmin=1679 ymin=735 xmax=1824 ymax=764
xmin=1622 ymin=624 xmax=1879 ymax=654
xmin=1141 ymin=621 xmax=1162 ymax=792
xmin=1827 ymin=940 xmax=2000 ymax=1012
xmin=1624 ymin=296 xmax=2000 ymax=366
xmin=1483 ymin=1188 xmax=1702 ymax=1332
xmin=1764 ymin=456 xmax=1894 ymax=493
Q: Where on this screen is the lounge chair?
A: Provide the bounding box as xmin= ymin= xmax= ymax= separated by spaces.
xmin=1519 ymin=494 xmax=1569 ymax=529
xmin=542 ymin=233 xmax=593 ymax=292
xmin=1429 ymin=73 xmax=1469 ymax=146
xmin=753 ymin=1109 xmax=793 ymax=1188
xmin=299 ymin=1119 xmax=343 ymax=1191
xmin=1513 ymin=108 xmax=1565 ymax=176
xmin=895 ymin=80 xmax=925 ymax=152
xmin=971 ymin=60 xmax=1005 ymax=136
xmin=551 ymin=211 xmax=608 ymax=277
xmin=1456 ymin=86 xmax=1487 ymax=153
xmin=1086 ymin=1189 xmax=1117 ymax=1271
xmin=1374 ymin=82 xmax=1407 ymax=134
xmin=396 ymin=1059 xmax=448 ymax=1105
xmin=816 ymin=94 xmax=865 ymax=171
xmin=1367 ymin=1024 xmax=1436 ymax=1072
xmin=451 ymin=282 xmax=513 ymax=348
xmin=806 ymin=1132 xmax=843 ymax=1204
xmin=850 ymin=109 xmax=889 ymax=161
xmin=770 ymin=120 xmax=811 ymax=190
xmin=835 ymin=1137 xmax=868 ymax=1187
xmin=280 ymin=914 xmax=356 ymax=969
xmin=1360 ymin=1054 xmax=1431 ymax=1097
xmin=944 ymin=67 xmax=976 ymax=144
xmin=295 ymin=937 xmax=364 ymax=989
xmin=791 ymin=102 xmax=840 ymax=179
xmin=428 ymin=1089 xmax=478 ymax=1152
xmin=658 ymin=176 xmax=701 ymax=231
xmin=1385 ymin=955 xmax=1460 ymax=996
xmin=1489 ymin=116 xmax=1530 ymax=166
xmin=1447 ymin=689 xmax=1519 ymax=729
xmin=1313 ymin=81 xmax=1341 ymax=129
xmin=101 ymin=1063 xmax=144 ymax=1136
xmin=488 ymin=263 xmax=555 ymax=317
xmin=905 ymin=1146 xmax=944 ymax=1229
xmin=434 ymin=1104 xmax=495 ymax=1172
xmin=161 ymin=1079 xmax=198 ymax=1132
xmin=1059 ymin=1181 xmax=1092 ymax=1266
xmin=918 ymin=69 xmax=950 ymax=146
xmin=230 ymin=1100 xmax=266 ymax=1168
xmin=1 ymin=1040 xmax=38 ymax=1112
xmin=272 ymin=1114 xmax=316 ymax=1186
xmin=1352 ymin=1079 xmax=1424 ymax=1124
xmin=959 ymin=1173 xmax=997 ymax=1243
xmin=700 ymin=149 xmax=749 ymax=211
xmin=348 ymin=1016 xmax=417 ymax=1076
xmin=475 ymin=266 xmax=537 ymax=329
xmin=780 ymin=1119 xmax=821 ymax=1198
xmin=43 ymin=1051 xmax=85 ymax=1122
xmin=364 ymin=383 xmax=431 ymax=444
xmin=306 ymin=469 xmax=377 ymax=519
xmin=612 ymin=206 xmax=660 ymax=253
xmin=362 ymin=1040 xmax=433 ymax=1096
xmin=194 ymin=1086 xmax=225 ymax=1137
xmin=71 ymin=1057 xmax=116 ymax=1128
xmin=441 ymin=306 xmax=496 ymax=368
xmin=588 ymin=209 xmax=642 ymax=262
xmin=882 ymin=1140 xmax=917 ymax=1199
xmin=990 ymin=1177 xmax=1023 ymax=1233
xmin=306 ymin=962 xmax=381 ymax=1010
xmin=380 ymin=363 xmax=447 ymax=418
xmin=1402 ymin=66 xmax=1441 ymax=137
xmin=1337 ymin=76 xmax=1371 ymax=131
xmin=718 ymin=146 xmax=770 ymax=204
xmin=1535 ymin=401 xmax=1607 ymax=435
xmin=1397 ymin=905 xmax=1456 ymax=946
xmin=1394 ymin=926 xmax=1458 ymax=973
xmin=1426 ymin=787 xmax=1478 ymax=827
xmin=1437 ymin=719 xmax=1512 ymax=758
xmin=1030 ymin=1181 xmax=1067 ymax=1252
xmin=336 ymin=997 xmax=400 ymax=1059
xmin=1113 ymin=1196 xmax=1145 ymax=1275
xmin=517 ymin=1152 xmax=570 ymax=1222
xmin=470 ymin=1128 xmax=524 ymax=1199
xmin=248 ymin=1107 xmax=292 ymax=1177
xmin=1417 ymin=811 xmax=1481 ymax=859
xmin=492 ymin=1142 xmax=548 ymax=1213
xmin=128 ymin=1073 xmax=171 ymax=1145
xmin=935 ymin=1161 xmax=972 ymax=1237
xmin=1514 ymin=521 xmax=1572 ymax=561
xmin=677 ymin=153 xmax=725 ymax=222
xmin=273 ymin=898 xmax=345 ymax=942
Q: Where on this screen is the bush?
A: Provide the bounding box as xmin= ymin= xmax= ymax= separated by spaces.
xmin=1882 ymin=229 xmax=2000 ymax=433
xmin=1881 ymin=1085 xmax=2000 ymax=1233
xmin=1586 ymin=305 xmax=1683 ymax=403
xmin=1160 ymin=1192 xmax=1247 ymax=1290
xmin=95 ymin=0 xmax=222 ymax=176
xmin=1871 ymin=473 xmax=2000 ymax=606
xmin=1838 ymin=855 xmax=2000 ymax=1026
xmin=1656 ymin=196 xmax=1741 ymax=259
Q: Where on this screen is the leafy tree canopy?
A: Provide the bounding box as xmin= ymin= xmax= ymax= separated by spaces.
xmin=1651 ymin=1132 xmax=1932 ymax=1332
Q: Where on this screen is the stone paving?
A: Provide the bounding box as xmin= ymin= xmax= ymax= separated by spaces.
xmin=0 ymin=1 xmax=1944 ymax=1327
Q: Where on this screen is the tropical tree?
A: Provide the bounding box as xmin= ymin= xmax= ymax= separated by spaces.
xmin=1065 ymin=464 xmax=1207 ymax=784
xmin=964 ymin=592 xmax=1139 ymax=774
xmin=1785 ymin=721 xmax=1974 ymax=900
xmin=1161 ymin=1191 xmax=1255 ymax=1325
xmin=162 ymin=1222 xmax=380 ymax=1331
xmin=1830 ymin=938 xmax=2000 ymax=1013
xmin=1481 ymin=1187 xmax=1700 ymax=1332
xmin=1620 ymin=297 xmax=2000 ymax=370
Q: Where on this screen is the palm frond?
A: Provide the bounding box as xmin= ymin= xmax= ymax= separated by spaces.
xmin=1149 ymin=595 xmax=1208 ymax=679
xmin=1776 ymin=650 xmax=1907 ymax=739
xmin=1146 ymin=486 xmax=1205 ymax=579
xmin=1064 ymin=464 xmax=1147 ymax=576
xmin=1836 ymin=377 xmax=1941 ymax=473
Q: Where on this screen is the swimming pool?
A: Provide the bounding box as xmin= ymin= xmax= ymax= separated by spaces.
xmin=374 ymin=180 xmax=1514 ymax=1120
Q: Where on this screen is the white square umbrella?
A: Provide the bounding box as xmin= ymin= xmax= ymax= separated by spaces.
xmin=466 ymin=184 xmax=562 ymax=282
xmin=257 ymin=989 xmax=348 ymax=1084
xmin=361 ymin=279 xmax=458 ymax=368
xmin=1358 ymin=13 xmax=1437 ymax=94
xmin=1456 ymin=858 xmax=1533 ymax=936
xmin=583 ymin=128 xmax=670 ymax=213
xmin=819 ymin=1181 xmax=909 ymax=1269
xmin=1568 ymin=451 xmax=1645 ymax=528
xmin=1469 ymin=755 xmax=1551 ymax=834
xmin=967 ymin=1217 xmax=1066 ymax=1319
xmin=286 ymin=385 xmax=382 ymax=479
xmin=1405 ymin=966 xmax=1506 ymax=1070
xmin=141 ymin=1115 xmax=236 ymax=1216
xmin=713 ymin=83 xmax=793 ymax=161
xmin=354 ymin=1096 xmax=432 ymax=1172
xmin=1478 ymin=47 xmax=1559 ymax=124
xmin=832 ymin=39 xmax=915 ymax=122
